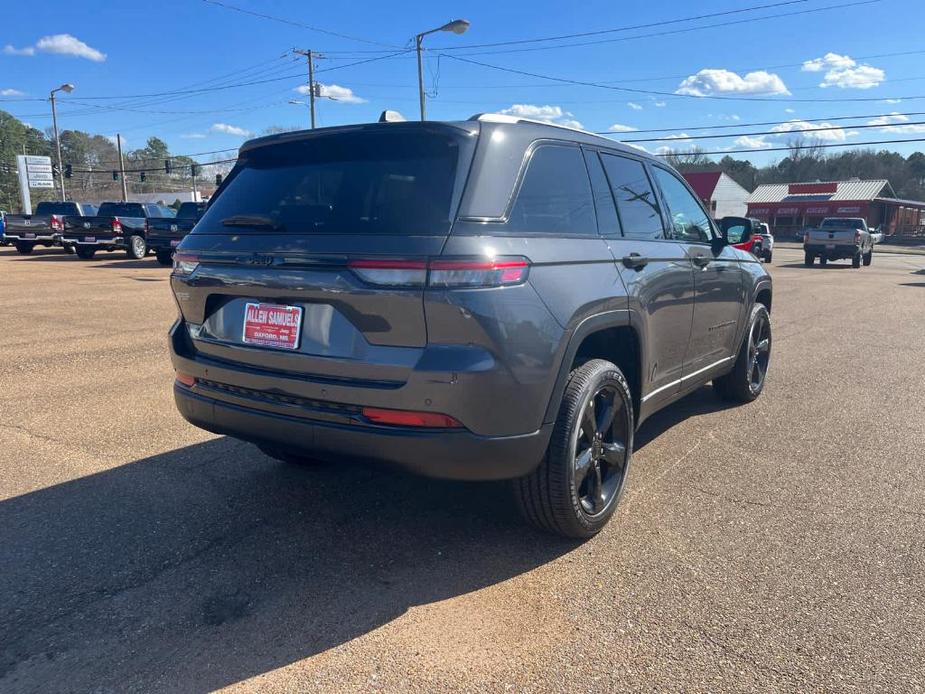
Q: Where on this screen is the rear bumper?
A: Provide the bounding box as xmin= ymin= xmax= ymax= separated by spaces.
xmin=174 ymin=383 xmax=551 ymax=481
xmin=5 ymin=233 xmax=57 ymax=244
xmin=147 ymin=236 xmax=182 ymax=252
xmin=62 ymin=235 xmax=126 ymax=249
xmin=804 ymin=243 xmax=860 ymax=259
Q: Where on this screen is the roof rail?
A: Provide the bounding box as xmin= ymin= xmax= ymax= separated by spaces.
xmin=467 ymin=112 xmax=594 ymax=136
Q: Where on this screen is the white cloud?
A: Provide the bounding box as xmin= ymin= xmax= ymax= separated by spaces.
xmin=498 ymin=104 xmax=584 ymax=129
xmin=294 ymin=83 xmax=366 ymax=104
xmin=653 ymin=100 xmax=666 ymax=107
xmin=1 ymin=88 xmax=25 ymax=97
xmin=734 ymin=135 xmax=773 ymax=149
xmin=785 ymin=108 xmax=796 ymax=113
xmin=884 ymin=98 xmax=902 ymax=104
xmin=607 ymin=123 xmax=638 ymax=132
xmin=3 ymin=45 xmax=35 ymax=56
xmin=627 ymin=102 xmax=643 ymax=110
xmin=663 ymin=133 xmax=692 ymax=141
xmin=867 ymin=112 xmax=925 ymax=134
xmin=771 ymin=119 xmax=855 ymax=142
xmin=802 ymin=53 xmax=883 ymax=89
xmin=626 ymin=143 xmax=649 ymax=153
xmin=181 ymin=132 xmax=207 ymax=139
xmin=4 ymin=34 xmax=105 ymax=61
xmin=211 ymin=123 xmax=252 ymax=136
xmin=676 ymin=68 xmax=789 ymax=96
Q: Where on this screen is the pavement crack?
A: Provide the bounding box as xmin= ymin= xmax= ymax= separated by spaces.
xmin=0 ymin=423 xmax=70 ymax=447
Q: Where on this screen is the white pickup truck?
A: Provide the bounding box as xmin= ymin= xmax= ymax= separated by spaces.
xmin=803 ymin=217 xmax=880 ymax=268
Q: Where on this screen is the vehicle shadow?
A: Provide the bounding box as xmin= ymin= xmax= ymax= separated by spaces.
xmin=92 ymin=258 xmax=169 ymax=270
xmin=776 ymin=262 xmax=853 ymax=270
xmin=635 ymin=385 xmax=737 ymax=450
xmin=0 ymin=437 xmax=577 ymax=692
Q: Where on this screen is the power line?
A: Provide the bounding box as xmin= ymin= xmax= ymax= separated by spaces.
xmin=439 ymin=0 xmax=878 ymax=56
xmin=655 ymin=136 xmax=925 ymax=157
xmin=442 ymin=53 xmax=925 ymax=104
xmin=200 ymin=0 xmax=402 ymax=49
xmin=619 ymin=120 xmax=925 ymax=143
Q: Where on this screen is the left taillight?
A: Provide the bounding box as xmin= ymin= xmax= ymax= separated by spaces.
xmin=50 ymin=215 xmax=63 ymax=232
xmin=348 ymin=256 xmax=531 ymax=289
xmin=111 ymin=217 xmax=123 ymax=234
xmin=172 ymin=252 xmax=199 ymax=277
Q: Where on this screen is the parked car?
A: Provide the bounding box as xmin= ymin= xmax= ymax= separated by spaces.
xmin=147 ymin=201 xmax=207 ymax=265
xmin=754 ymin=222 xmax=773 ymax=263
xmin=3 ymin=201 xmax=98 ymax=255
xmin=804 ymin=217 xmax=875 ymax=268
xmin=0 ymin=209 xmax=7 ymax=245
xmin=168 ymin=115 xmax=772 ymax=538
xmin=62 ymin=202 xmax=175 ymax=260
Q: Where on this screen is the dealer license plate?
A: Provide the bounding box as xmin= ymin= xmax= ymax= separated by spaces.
xmin=85 ymin=236 xmax=96 ymax=243
xmin=23 ymin=232 xmax=35 ymax=239
xmin=826 ymin=244 xmax=836 ymax=250
xmin=242 ymin=302 xmax=303 ymax=350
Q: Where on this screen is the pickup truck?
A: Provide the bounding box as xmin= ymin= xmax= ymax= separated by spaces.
xmin=3 ymin=201 xmax=98 ymax=255
xmin=804 ymin=217 xmax=877 ymax=268
xmin=146 ymin=201 xmax=206 ymax=265
xmin=62 ymin=202 xmax=176 ymax=260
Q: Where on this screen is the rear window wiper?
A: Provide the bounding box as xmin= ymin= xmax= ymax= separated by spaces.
xmin=220 ymin=214 xmax=284 ymax=230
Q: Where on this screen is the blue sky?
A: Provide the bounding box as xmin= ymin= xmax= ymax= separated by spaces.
xmin=2 ymin=0 xmax=925 ymax=166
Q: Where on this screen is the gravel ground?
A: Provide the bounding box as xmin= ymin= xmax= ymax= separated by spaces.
xmin=1 ymin=245 xmax=923 ymax=693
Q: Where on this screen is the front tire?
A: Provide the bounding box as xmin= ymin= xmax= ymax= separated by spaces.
xmin=75 ymin=247 xmax=96 ymax=260
xmin=514 ymin=359 xmax=633 ymax=539
xmin=714 ymin=304 xmax=771 ymax=403
xmin=764 ymin=251 xmax=773 ymax=263
xmin=126 ymin=234 xmax=147 ymax=260
xmin=155 ymin=250 xmax=173 ymax=266
xmin=14 ymin=241 xmax=34 ymax=255
xmin=819 ymin=256 xmax=827 ymax=267
xmin=804 ymin=252 xmax=814 ymax=266
xmin=863 ymin=250 xmax=872 ymax=266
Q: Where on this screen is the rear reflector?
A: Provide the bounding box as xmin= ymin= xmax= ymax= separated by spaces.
xmin=348 ymin=256 xmax=530 ymax=288
xmin=362 ymin=407 xmax=462 ymax=428
xmin=175 ymin=372 xmax=196 ymax=387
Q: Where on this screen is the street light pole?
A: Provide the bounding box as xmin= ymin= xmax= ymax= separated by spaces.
xmin=49 ymin=83 xmax=74 ymax=200
xmin=415 ymin=19 xmax=470 ymax=121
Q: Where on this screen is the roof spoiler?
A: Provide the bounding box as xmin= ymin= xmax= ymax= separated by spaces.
xmin=378 ymin=110 xmax=407 ymax=123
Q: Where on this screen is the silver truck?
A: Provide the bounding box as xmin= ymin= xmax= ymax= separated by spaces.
xmin=804 ymin=217 xmax=877 ymax=268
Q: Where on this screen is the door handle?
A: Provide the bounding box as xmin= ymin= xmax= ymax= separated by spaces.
xmin=691 ymin=254 xmax=712 ymax=268
xmin=622 ymin=253 xmax=649 ymax=270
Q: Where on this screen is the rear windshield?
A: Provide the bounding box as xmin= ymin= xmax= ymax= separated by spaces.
xmin=195 ymin=130 xmax=462 ymax=235
xmin=177 ymin=202 xmax=205 ymax=219
xmin=35 ymin=202 xmax=80 ymax=215
xmin=821 ymin=218 xmax=864 ymax=228
xmin=98 ymin=203 xmax=145 ymax=217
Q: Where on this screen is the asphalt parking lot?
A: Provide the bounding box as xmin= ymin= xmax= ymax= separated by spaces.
xmin=1 ymin=245 xmax=924 ymax=693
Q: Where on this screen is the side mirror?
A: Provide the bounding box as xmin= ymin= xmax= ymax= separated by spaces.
xmin=719 ymin=216 xmax=753 ymax=246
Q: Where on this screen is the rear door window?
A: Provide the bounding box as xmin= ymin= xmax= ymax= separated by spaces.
xmin=651 ymin=166 xmax=714 ymax=243
xmin=600 ymin=154 xmax=664 ymax=240
xmin=195 ymin=130 xmax=463 ymax=235
xmin=503 ymin=145 xmax=597 ymax=236
xmin=583 ymin=150 xmax=621 ymax=237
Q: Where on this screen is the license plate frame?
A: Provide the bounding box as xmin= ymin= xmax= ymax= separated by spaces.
xmin=242 ymin=302 xmax=303 ymax=351
xmin=85 ymin=236 xmax=96 ymax=243
xmin=826 ymin=243 xmax=836 ymax=250
xmin=23 ymin=232 xmax=35 ymax=239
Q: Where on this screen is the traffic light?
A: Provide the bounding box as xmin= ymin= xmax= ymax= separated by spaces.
xmin=215 ymin=173 xmax=223 ymax=186
xmin=164 ymin=159 xmax=172 ymax=174
xmin=64 ymin=164 xmax=73 ymax=179
xmin=190 ymin=164 xmax=200 ymax=178
xmin=112 ymin=171 xmax=119 ymax=181
xmin=140 ymin=171 xmax=146 ymax=182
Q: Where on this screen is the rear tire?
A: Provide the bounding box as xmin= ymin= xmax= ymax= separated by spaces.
xmin=863 ymin=250 xmax=872 ymax=266
xmin=852 ymin=251 xmax=861 ymax=268
xmin=155 ymin=250 xmax=173 ymax=266
xmin=714 ymin=304 xmax=772 ymax=404
xmin=14 ymin=241 xmax=34 ymax=255
xmin=764 ymin=251 xmax=773 ymax=263
xmin=126 ymin=234 xmax=147 ymax=260
xmin=804 ymin=252 xmax=814 ymax=266
xmin=513 ymin=359 xmax=633 ymax=539
xmin=75 ymin=247 xmax=96 ymax=260
xmin=819 ymin=256 xmax=827 ymax=267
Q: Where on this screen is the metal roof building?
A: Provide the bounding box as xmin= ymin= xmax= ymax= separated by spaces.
xmin=746 ymin=179 xmax=925 ymax=237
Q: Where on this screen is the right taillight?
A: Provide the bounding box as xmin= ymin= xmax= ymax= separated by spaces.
xmin=803 ymin=232 xmax=810 ymax=243
xmin=111 ymin=217 xmax=123 ymax=233
xmin=172 ymin=252 xmax=199 ymax=277
xmin=50 ymin=215 xmax=63 ymax=231
xmin=348 ymin=256 xmax=531 ymax=289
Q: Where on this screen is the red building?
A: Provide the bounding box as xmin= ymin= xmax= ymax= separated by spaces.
xmin=746 ymin=179 xmax=925 ymax=238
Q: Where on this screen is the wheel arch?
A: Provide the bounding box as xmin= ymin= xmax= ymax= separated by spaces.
xmin=543 ymin=310 xmax=644 ymax=427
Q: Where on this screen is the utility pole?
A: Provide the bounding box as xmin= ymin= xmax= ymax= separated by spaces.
xmin=294 ymin=49 xmax=319 ymax=128
xmin=116 ymin=133 xmax=128 ymax=202
xmin=49 ymin=84 xmax=76 ymax=199
xmin=416 ymin=35 xmax=426 ymax=122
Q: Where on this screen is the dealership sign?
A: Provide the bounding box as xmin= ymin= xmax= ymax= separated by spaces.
xmin=15 ymin=154 xmax=56 ymax=215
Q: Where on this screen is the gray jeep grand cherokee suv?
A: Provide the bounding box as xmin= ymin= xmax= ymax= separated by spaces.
xmin=169 ymin=114 xmax=772 ymax=538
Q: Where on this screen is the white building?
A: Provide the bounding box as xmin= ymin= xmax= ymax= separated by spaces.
xmin=683 ymin=172 xmax=750 ymax=218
